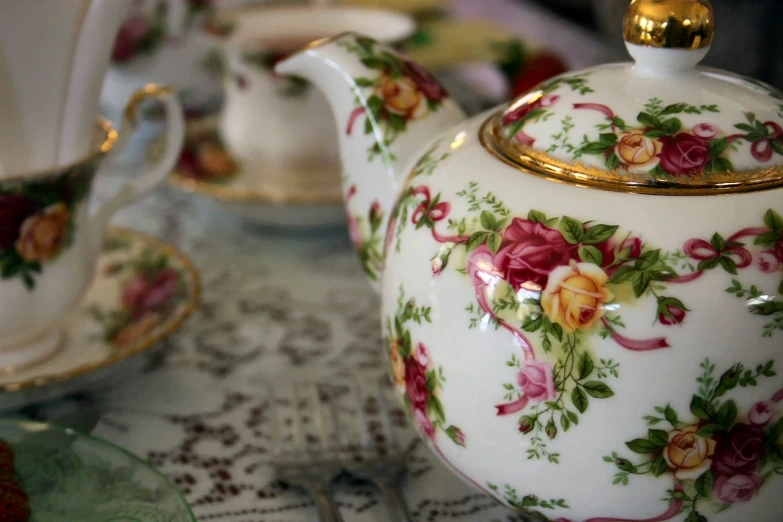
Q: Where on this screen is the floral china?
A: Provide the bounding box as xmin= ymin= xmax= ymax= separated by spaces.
xmin=204 ymin=4 xmax=415 ymax=170
xmin=0 ymin=227 xmax=199 ymax=411
xmin=0 ymin=85 xmax=184 ymax=374
xmin=276 ymin=0 xmax=783 ymax=520
xmin=101 ymin=0 xmax=220 ymax=119
xmin=0 ymin=418 xmax=196 ymax=521
xmin=159 ymin=115 xmax=345 ymax=228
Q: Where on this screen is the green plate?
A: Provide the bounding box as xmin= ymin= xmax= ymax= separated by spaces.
xmin=0 ymin=418 xmax=195 ymax=522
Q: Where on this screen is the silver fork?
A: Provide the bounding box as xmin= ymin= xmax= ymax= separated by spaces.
xmin=328 ymin=377 xmax=416 ymax=522
xmin=268 ymin=382 xmax=345 ymax=522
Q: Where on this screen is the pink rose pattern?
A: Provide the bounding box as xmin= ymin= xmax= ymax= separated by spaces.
xmin=502 ymin=75 xmax=783 ymax=176
xmin=384 ymin=147 xmax=783 ymax=520
xmin=518 ymin=360 xmax=556 ymax=402
xmin=340 ymin=35 xmax=450 ymax=162
xmin=386 ymin=288 xmax=465 ymax=448
xmin=391 ymin=141 xmax=783 ymax=465
xmin=93 ymin=245 xmax=184 ymax=345
xmin=607 ymin=358 xmax=782 ymax=522
xmin=122 ymin=268 xmax=180 ymax=319
xmin=493 ymin=218 xmax=576 ymax=288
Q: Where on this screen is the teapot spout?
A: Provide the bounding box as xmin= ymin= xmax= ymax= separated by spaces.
xmin=275 ymin=33 xmax=465 ymax=289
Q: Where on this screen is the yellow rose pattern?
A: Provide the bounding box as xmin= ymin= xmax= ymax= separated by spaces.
xmin=338 ymin=36 xmax=450 ymax=162
xmin=391 ymin=144 xmax=783 ymax=464
xmin=541 ymin=262 xmax=614 ymax=332
xmin=605 ymin=358 xmax=781 ymax=522
xmin=0 ymin=160 xmax=96 ymax=290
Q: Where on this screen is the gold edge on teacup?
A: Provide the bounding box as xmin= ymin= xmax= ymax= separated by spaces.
xmin=168 ymin=170 xmax=344 ymax=205
xmin=0 ymin=227 xmax=201 ymax=394
xmin=0 ymin=119 xmax=119 ymax=183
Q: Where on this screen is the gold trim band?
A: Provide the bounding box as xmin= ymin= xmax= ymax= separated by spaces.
xmin=169 ymin=171 xmax=344 ymax=205
xmin=480 ymin=114 xmax=783 ymax=196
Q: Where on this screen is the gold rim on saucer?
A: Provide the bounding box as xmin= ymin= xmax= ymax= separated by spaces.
xmin=168 ymin=170 xmax=344 ymax=205
xmin=0 ymin=227 xmax=201 ymax=393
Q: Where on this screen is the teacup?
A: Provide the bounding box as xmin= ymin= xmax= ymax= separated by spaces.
xmin=101 ymin=0 xmax=222 ymax=117
xmin=207 ymin=4 xmax=416 ymax=168
xmin=0 ymin=84 xmax=184 ymax=372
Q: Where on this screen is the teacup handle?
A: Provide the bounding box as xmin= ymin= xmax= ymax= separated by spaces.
xmin=89 ymin=84 xmax=185 ymax=257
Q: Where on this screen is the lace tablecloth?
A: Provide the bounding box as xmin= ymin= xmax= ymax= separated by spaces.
xmin=19 ymin=164 xmax=524 ymax=522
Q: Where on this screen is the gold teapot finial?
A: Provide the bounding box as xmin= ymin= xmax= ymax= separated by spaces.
xmin=623 ymin=0 xmax=715 ymax=50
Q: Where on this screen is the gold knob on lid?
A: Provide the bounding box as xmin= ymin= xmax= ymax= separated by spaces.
xmin=623 ymin=0 xmax=715 ymax=50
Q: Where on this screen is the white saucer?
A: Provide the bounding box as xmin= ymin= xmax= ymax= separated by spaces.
xmin=0 ymin=227 xmax=200 ymax=411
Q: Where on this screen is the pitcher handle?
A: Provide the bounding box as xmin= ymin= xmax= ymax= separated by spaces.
xmin=89 ymin=83 xmax=185 ymax=257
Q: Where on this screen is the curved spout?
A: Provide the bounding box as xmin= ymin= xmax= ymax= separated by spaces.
xmin=275 ymin=33 xmax=465 ymax=289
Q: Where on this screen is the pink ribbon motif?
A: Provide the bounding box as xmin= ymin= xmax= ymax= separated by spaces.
xmin=601 ymin=318 xmax=670 ymax=351
xmin=346 ymin=107 xmax=366 ymax=135
xmin=583 ymin=485 xmax=685 ymax=522
xmin=574 ymin=103 xmax=617 ymax=130
xmin=409 ymin=185 xmax=672 ymax=358
xmin=750 ymin=121 xmax=783 ymax=162
xmin=669 ymin=226 xmax=769 ymax=284
xmin=409 ymin=186 xmax=465 ymax=244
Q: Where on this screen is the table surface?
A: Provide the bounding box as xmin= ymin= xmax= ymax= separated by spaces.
xmin=13 ymin=2 xmax=611 ymax=520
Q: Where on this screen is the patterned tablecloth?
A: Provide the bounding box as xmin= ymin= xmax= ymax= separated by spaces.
xmin=11 ymin=2 xmax=610 ymax=519
xmin=17 ymin=162 xmax=524 ymax=522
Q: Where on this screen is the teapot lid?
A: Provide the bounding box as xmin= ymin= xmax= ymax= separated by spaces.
xmin=481 ymin=0 xmax=783 ymax=195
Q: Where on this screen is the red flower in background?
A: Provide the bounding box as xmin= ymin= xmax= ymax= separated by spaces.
xmin=111 ymin=13 xmax=150 ymax=63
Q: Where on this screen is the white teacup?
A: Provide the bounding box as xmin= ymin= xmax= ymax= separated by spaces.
xmin=101 ymin=0 xmax=222 ymax=117
xmin=208 ymin=5 xmax=416 ymax=168
xmin=0 ymin=85 xmax=184 ymax=372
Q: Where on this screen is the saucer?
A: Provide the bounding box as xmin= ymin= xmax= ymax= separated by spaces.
xmin=166 ymin=116 xmax=346 ymax=229
xmin=0 ymin=418 xmax=195 ymax=521
xmin=0 ymin=227 xmax=200 ymax=411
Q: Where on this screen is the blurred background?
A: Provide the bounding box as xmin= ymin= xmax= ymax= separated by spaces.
xmin=534 ymin=0 xmax=783 ymax=87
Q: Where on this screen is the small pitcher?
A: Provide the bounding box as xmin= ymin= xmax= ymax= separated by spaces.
xmin=206 ymin=4 xmax=416 ymax=168
xmin=101 ymin=0 xmax=222 ymax=117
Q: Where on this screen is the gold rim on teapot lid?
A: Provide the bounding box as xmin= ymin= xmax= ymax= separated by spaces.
xmin=479 ymin=0 xmax=783 ymax=196
xmin=623 ymin=0 xmax=715 ymax=50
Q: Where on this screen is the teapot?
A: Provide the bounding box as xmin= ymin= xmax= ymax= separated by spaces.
xmin=276 ymin=1 xmax=783 ymax=520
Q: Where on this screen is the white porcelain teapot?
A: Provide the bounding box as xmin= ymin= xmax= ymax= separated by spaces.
xmin=277 ymin=1 xmax=783 ymax=520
